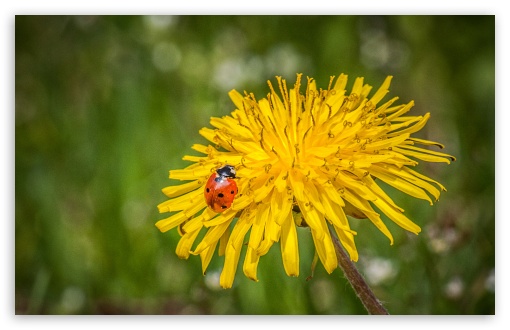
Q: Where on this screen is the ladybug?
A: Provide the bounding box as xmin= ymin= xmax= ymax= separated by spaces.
xmin=204 ymin=165 xmax=238 ymax=213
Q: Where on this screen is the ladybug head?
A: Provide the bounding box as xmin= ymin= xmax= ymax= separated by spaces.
xmin=216 ymin=165 xmax=236 ymax=178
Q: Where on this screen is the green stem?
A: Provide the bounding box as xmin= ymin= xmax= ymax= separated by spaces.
xmin=330 ymin=231 xmax=389 ymax=315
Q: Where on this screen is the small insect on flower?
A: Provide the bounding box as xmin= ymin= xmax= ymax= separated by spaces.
xmin=204 ymin=165 xmax=238 ymax=213
xmin=156 ymin=73 xmax=455 ymax=289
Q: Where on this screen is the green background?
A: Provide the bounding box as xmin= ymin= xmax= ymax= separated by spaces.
xmin=15 ymin=15 xmax=495 ymax=315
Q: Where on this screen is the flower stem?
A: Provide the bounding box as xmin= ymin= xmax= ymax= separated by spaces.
xmin=330 ymin=231 xmax=390 ymax=315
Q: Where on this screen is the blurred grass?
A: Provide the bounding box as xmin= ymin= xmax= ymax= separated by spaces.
xmin=15 ymin=15 xmax=494 ymax=314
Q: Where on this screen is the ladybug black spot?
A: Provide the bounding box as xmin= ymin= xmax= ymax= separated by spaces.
xmin=218 ymin=193 xmax=224 ymax=198
xmin=231 ymin=190 xmax=235 ymax=194
xmin=206 ymin=188 xmax=210 ymax=193
xmin=221 ymin=205 xmax=227 ymax=209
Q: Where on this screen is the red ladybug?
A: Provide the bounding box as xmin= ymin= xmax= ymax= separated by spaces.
xmin=204 ymin=165 xmax=238 ymax=213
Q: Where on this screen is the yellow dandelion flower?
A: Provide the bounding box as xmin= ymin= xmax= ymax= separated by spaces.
xmin=156 ymin=73 xmax=455 ymax=289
